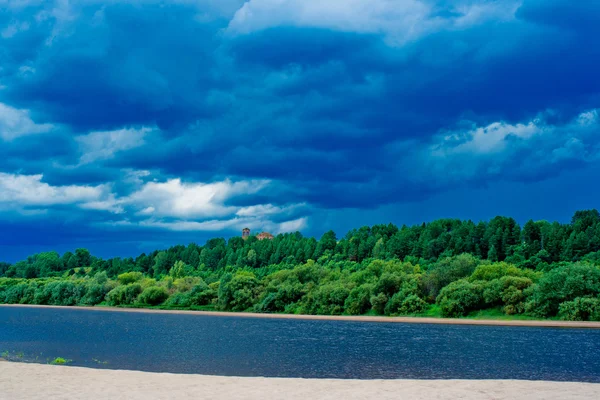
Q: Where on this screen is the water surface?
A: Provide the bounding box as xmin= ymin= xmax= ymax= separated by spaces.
xmin=1 ymin=306 xmax=599 ymax=381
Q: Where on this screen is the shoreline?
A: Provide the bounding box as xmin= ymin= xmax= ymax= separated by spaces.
xmin=2 ymin=363 xmax=600 ymax=400
xmin=3 ymin=303 xmax=600 ymax=328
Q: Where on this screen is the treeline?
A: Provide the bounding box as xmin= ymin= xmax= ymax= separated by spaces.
xmin=1 ymin=210 xmax=600 ymax=321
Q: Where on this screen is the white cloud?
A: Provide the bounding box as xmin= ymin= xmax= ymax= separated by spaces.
xmin=121 ymin=215 xmax=307 ymax=234
xmin=273 ymin=217 xmax=307 ymax=233
xmin=0 ymin=172 xmax=117 ymax=211
xmin=0 ymin=102 xmax=54 ymax=141
xmin=227 ymin=0 xmax=520 ymax=45
xmin=124 ymin=178 xmax=270 ymax=219
xmin=76 ymin=127 xmax=152 ymax=164
xmin=423 ymin=109 xmax=600 ymax=184
xmin=432 ymin=119 xmax=543 ymax=156
xmin=111 ymin=176 xmax=308 ymax=233
xmin=0 ymin=169 xmax=309 ymax=234
xmin=236 ymin=203 xmax=304 ymax=217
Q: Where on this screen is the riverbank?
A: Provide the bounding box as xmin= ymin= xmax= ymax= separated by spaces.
xmin=1 ymin=362 xmax=599 ymax=400
xmin=3 ymin=303 xmax=600 ymax=328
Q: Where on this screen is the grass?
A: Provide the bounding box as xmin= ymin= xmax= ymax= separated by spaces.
xmin=50 ymin=357 xmax=70 ymax=365
xmin=38 ymin=302 xmax=559 ymax=322
xmin=464 ymin=308 xmax=546 ymax=321
xmin=422 ymin=304 xmax=443 ymax=318
xmin=92 ymin=358 xmax=108 ymax=365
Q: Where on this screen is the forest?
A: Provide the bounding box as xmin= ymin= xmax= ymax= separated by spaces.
xmin=2 ymin=209 xmax=600 ymax=321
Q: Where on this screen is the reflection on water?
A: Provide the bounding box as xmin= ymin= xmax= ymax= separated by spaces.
xmin=1 ymin=306 xmax=600 ymax=381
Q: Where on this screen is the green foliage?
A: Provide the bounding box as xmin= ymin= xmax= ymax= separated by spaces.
xmin=470 ymin=262 xmax=538 ymax=282
xmin=117 ymin=272 xmax=143 ymax=285
xmin=80 ymin=283 xmax=108 ymax=306
xmin=558 ymin=297 xmax=600 ymax=321
xmin=164 ymin=292 xmax=191 ymax=308
xmin=344 ymin=284 xmax=374 ymax=315
xmin=525 ymin=263 xmax=600 ymax=318
xmin=187 ymin=281 xmax=217 ymax=306
xmin=170 ymin=260 xmax=189 ymax=279
xmin=106 ymin=284 xmax=142 ymax=306
xmin=4 ymin=209 xmax=600 ymax=321
xmin=138 ymin=286 xmax=169 ymax=306
xmin=302 ymin=281 xmax=352 ymax=315
xmin=218 ymin=271 xmax=259 ymax=311
xmin=51 ymin=357 xmax=70 ymax=365
xmin=422 ymin=254 xmax=479 ymax=299
xmin=437 ymin=280 xmax=484 ymax=317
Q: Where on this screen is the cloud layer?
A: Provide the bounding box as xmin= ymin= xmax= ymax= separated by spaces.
xmin=1 ymin=0 xmax=599 ymax=260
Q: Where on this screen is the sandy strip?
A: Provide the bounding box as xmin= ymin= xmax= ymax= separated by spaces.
xmin=1 ymin=362 xmax=599 ymax=400
xmin=3 ymin=304 xmax=600 ymax=328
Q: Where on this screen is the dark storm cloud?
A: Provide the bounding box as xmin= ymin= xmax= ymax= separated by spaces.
xmin=1 ymin=0 xmax=599 ymax=261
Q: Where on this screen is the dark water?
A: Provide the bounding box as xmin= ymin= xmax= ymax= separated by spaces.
xmin=1 ymin=306 xmax=600 ymax=381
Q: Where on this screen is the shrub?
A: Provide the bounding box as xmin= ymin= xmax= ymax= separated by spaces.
xmin=218 ymin=271 xmax=259 ymax=311
xmin=481 ymin=276 xmax=533 ymax=314
xmin=422 ymin=254 xmax=479 ymax=299
xmin=385 ymin=293 xmax=427 ymax=315
xmin=254 ymin=270 xmax=307 ymax=313
xmin=188 ymin=281 xmax=217 ymax=306
xmin=3 ymin=283 xmax=36 ymax=304
xmin=164 ymin=292 xmax=191 ymax=308
xmin=138 ymin=286 xmax=169 ymax=306
xmin=117 ymin=272 xmax=143 ymax=285
xmin=36 ymin=281 xmax=86 ymax=306
xmin=470 ymin=262 xmax=538 ymax=282
xmin=558 ymin=297 xmax=600 ymax=321
xmin=80 ymin=283 xmax=107 ymax=306
xmin=93 ymin=271 xmax=109 ymax=285
xmin=344 ymin=284 xmax=374 ymax=315
xmin=370 ymin=292 xmax=388 ymax=315
xmin=526 ymin=263 xmax=600 ymax=317
xmin=105 ymin=284 xmax=142 ymax=306
xmin=436 ymin=279 xmax=484 ymax=317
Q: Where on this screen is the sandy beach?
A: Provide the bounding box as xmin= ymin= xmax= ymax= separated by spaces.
xmin=1 ymin=362 xmax=599 ymax=400
xmin=3 ymin=304 xmax=600 ymax=328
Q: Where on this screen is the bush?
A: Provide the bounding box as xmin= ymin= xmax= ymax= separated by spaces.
xmin=385 ymin=293 xmax=427 ymax=315
xmin=138 ymin=286 xmax=169 ymax=306
xmin=470 ymin=262 xmax=538 ymax=282
xmin=188 ymin=281 xmax=217 ymax=306
xmin=3 ymin=283 xmax=36 ymax=304
xmin=80 ymin=283 xmax=107 ymax=306
xmin=436 ymin=279 xmax=484 ymax=317
xmin=370 ymin=292 xmax=388 ymax=315
xmin=482 ymin=276 xmax=533 ymax=314
xmin=164 ymin=292 xmax=191 ymax=308
xmin=117 ymin=272 xmax=143 ymax=285
xmin=218 ymin=272 xmax=259 ymax=311
xmin=302 ymin=282 xmax=351 ymax=315
xmin=254 ymin=270 xmax=307 ymax=313
xmin=422 ymin=254 xmax=479 ymax=299
xmin=558 ymin=297 xmax=600 ymax=321
xmin=105 ymin=284 xmax=142 ymax=306
xmin=525 ymin=263 xmax=600 ymax=317
xmin=37 ymin=281 xmax=86 ymax=306
xmin=344 ymin=284 xmax=374 ymax=315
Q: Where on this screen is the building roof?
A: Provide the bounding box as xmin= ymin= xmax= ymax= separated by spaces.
xmin=256 ymin=232 xmax=274 ymax=240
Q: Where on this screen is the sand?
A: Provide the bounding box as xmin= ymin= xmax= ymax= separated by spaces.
xmin=4 ymin=304 xmax=600 ymax=328
xmin=1 ymin=363 xmax=599 ymax=400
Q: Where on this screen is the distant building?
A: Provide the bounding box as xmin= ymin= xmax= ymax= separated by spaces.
xmin=256 ymin=232 xmax=274 ymax=241
xmin=242 ymin=227 xmax=250 ymax=239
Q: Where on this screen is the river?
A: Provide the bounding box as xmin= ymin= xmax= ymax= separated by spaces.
xmin=1 ymin=306 xmax=599 ymax=381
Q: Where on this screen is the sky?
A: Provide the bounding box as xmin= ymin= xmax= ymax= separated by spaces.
xmin=1 ymin=0 xmax=599 ymax=262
